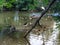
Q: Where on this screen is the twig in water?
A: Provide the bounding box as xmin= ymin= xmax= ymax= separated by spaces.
xmin=24 ymin=0 xmax=56 ymax=38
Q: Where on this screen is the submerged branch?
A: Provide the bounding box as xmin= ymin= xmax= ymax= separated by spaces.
xmin=24 ymin=0 xmax=56 ymax=38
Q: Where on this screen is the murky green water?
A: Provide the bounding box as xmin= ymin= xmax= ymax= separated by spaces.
xmin=0 ymin=11 xmax=60 ymax=45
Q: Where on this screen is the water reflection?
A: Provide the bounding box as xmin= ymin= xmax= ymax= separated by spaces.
xmin=0 ymin=36 xmax=28 ymax=45
xmin=28 ymin=22 xmax=60 ymax=45
xmin=14 ymin=11 xmax=19 ymax=22
xmin=45 ymin=22 xmax=59 ymax=45
xmin=0 ymin=11 xmax=60 ymax=45
xmin=29 ymin=33 xmax=43 ymax=45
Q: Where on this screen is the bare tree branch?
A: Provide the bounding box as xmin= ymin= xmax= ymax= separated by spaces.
xmin=24 ymin=0 xmax=56 ymax=38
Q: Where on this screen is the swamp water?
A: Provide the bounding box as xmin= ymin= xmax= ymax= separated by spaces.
xmin=0 ymin=11 xmax=60 ymax=45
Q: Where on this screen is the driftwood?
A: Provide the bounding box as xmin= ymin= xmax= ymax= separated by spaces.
xmin=24 ymin=0 xmax=56 ymax=38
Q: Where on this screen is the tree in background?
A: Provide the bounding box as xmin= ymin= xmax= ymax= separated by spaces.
xmin=41 ymin=0 xmax=60 ymax=13
xmin=0 ymin=0 xmax=60 ymax=12
xmin=0 ymin=0 xmax=40 ymax=11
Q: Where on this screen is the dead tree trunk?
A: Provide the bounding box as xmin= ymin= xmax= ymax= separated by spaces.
xmin=24 ymin=0 xmax=56 ymax=38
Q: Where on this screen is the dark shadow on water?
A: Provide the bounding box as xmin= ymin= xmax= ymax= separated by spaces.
xmin=0 ymin=33 xmax=30 ymax=45
xmin=24 ymin=37 xmax=31 ymax=45
xmin=0 ymin=27 xmax=31 ymax=45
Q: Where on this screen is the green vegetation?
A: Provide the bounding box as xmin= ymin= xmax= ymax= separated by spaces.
xmin=53 ymin=16 xmax=60 ymax=30
xmin=51 ymin=0 xmax=60 ymax=12
xmin=0 ymin=0 xmax=60 ymax=45
xmin=41 ymin=0 xmax=60 ymax=12
xmin=0 ymin=0 xmax=39 ymax=11
xmin=0 ymin=0 xmax=60 ymax=11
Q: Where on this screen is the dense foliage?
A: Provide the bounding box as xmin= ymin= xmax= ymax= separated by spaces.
xmin=42 ymin=0 xmax=60 ymax=12
xmin=0 ymin=0 xmax=40 ymax=11
xmin=0 ymin=0 xmax=60 ymax=11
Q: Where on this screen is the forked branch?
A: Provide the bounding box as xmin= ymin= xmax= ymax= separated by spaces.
xmin=24 ymin=0 xmax=56 ymax=38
